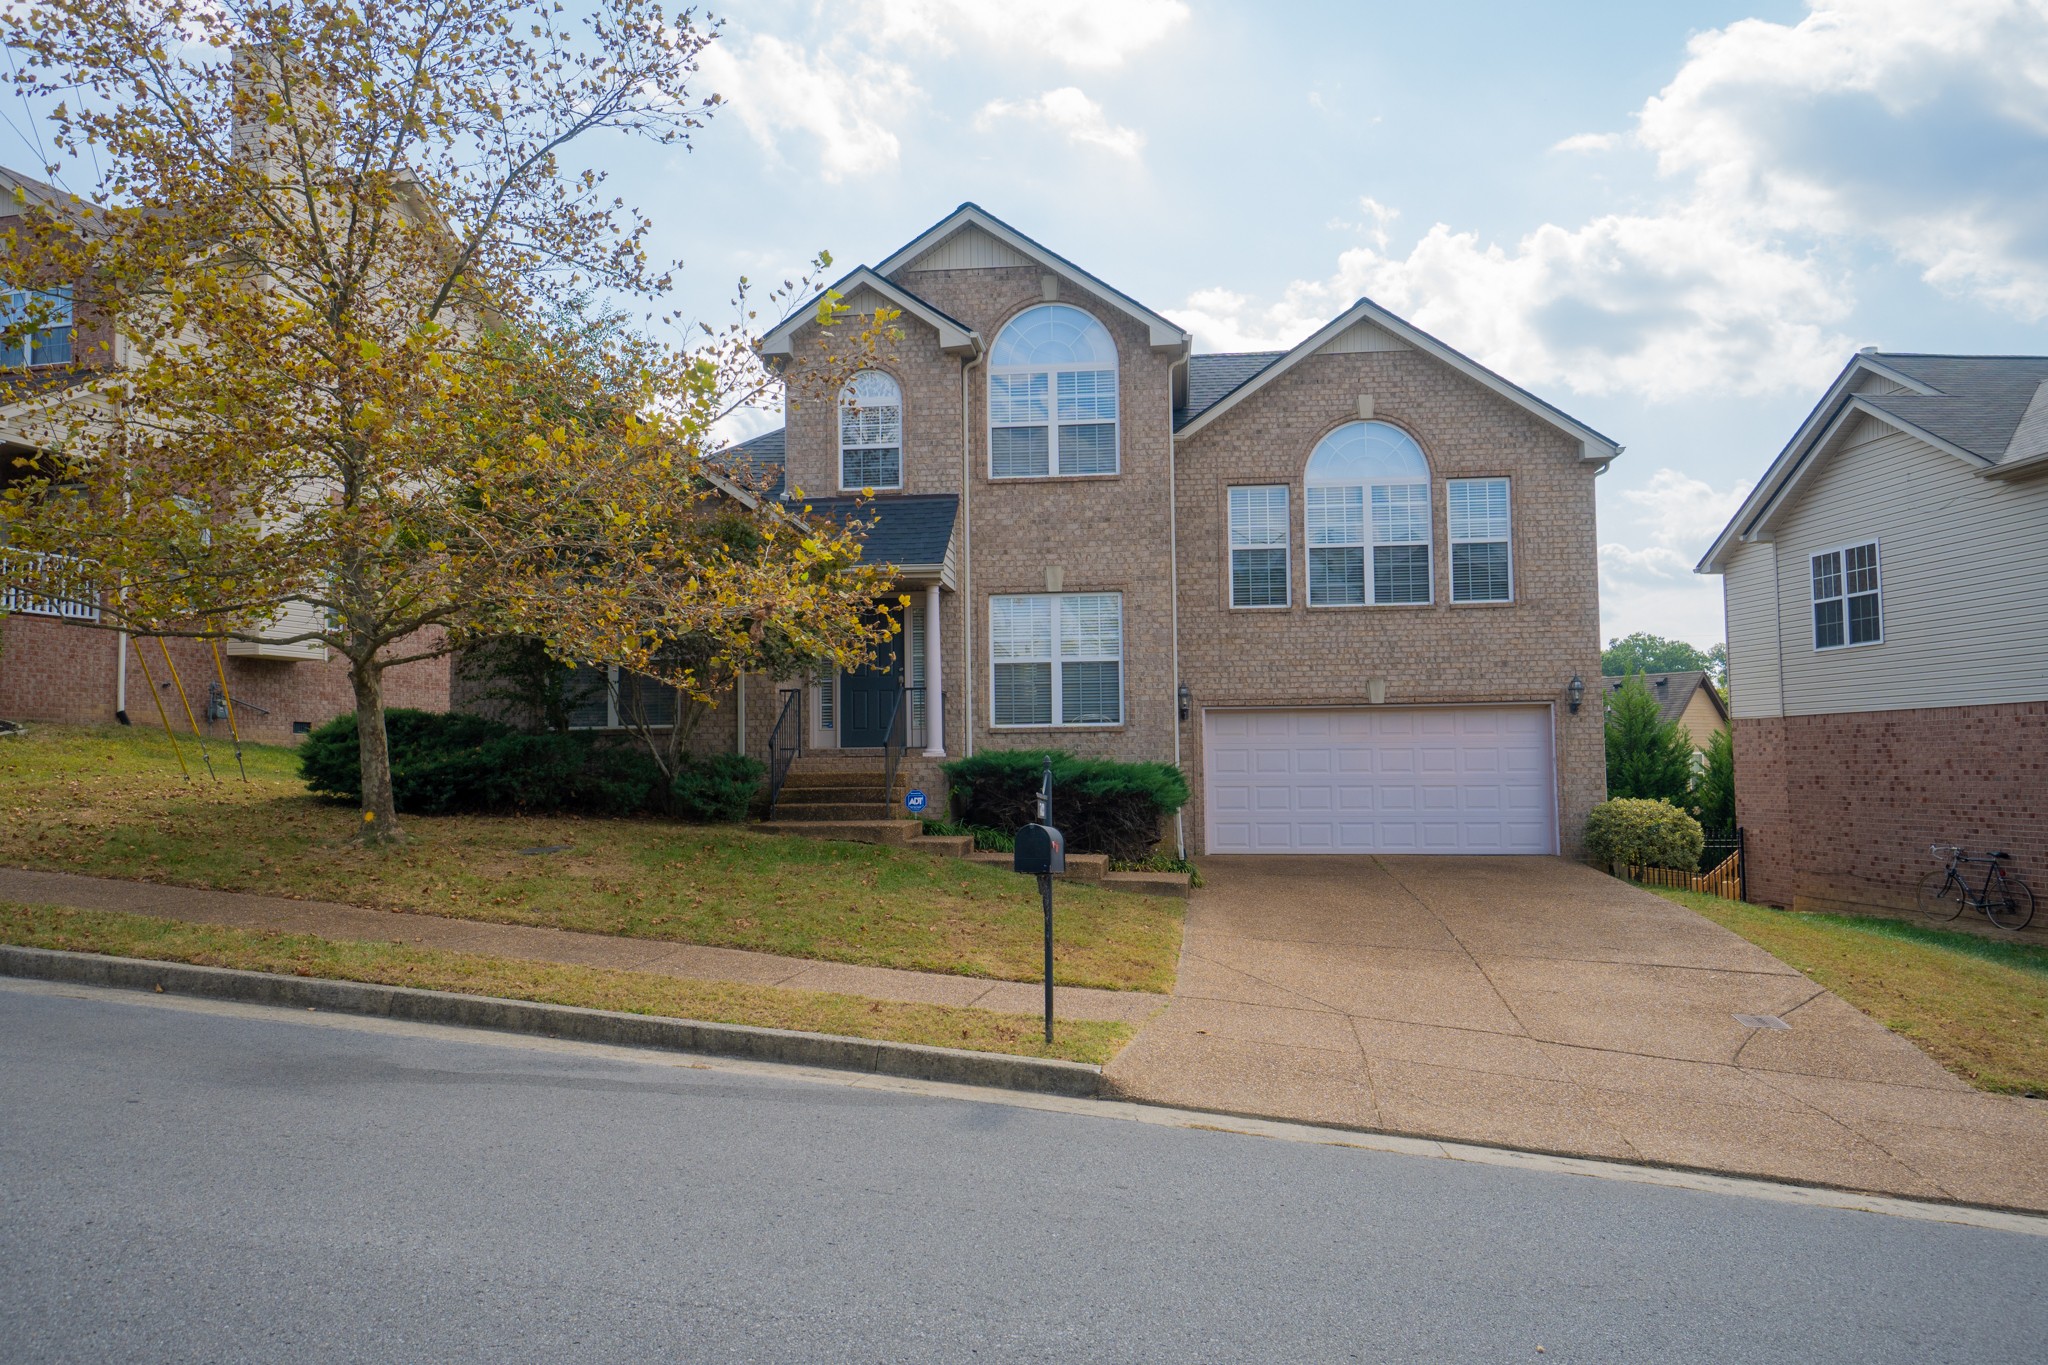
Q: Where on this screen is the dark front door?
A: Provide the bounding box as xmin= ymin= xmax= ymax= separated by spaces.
xmin=839 ymin=628 xmax=904 ymax=748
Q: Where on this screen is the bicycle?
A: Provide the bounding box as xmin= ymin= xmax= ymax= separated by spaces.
xmin=1916 ymin=845 xmax=2035 ymax=931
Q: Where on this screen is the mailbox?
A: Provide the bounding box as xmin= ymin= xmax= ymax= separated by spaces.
xmin=1013 ymin=823 xmax=1066 ymax=875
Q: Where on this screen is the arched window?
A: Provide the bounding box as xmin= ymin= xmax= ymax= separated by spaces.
xmin=839 ymin=370 xmax=903 ymax=490
xmin=1305 ymin=421 xmax=1431 ymax=606
xmin=988 ymin=304 xmax=1119 ymax=478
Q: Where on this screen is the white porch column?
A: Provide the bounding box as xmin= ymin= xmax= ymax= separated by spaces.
xmin=922 ymin=583 xmax=946 ymax=758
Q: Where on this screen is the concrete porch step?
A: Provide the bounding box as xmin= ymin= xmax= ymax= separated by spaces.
xmin=966 ymin=849 xmax=1109 ymax=882
xmin=772 ymin=800 xmax=906 ymax=821
xmin=754 ymin=819 xmax=921 ymax=847
xmin=907 ymin=834 xmax=974 ymax=857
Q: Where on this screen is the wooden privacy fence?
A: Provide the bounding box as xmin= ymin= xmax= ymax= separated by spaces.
xmin=1629 ymin=839 xmax=1745 ymax=902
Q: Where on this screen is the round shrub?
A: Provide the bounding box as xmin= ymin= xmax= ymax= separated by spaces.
xmin=943 ymin=749 xmax=1190 ymax=862
xmin=1584 ymin=797 xmax=1704 ymax=871
xmin=670 ymin=753 xmax=766 ymax=823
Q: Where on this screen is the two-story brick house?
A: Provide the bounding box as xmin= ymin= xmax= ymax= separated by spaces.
xmin=730 ymin=205 xmax=1618 ymax=857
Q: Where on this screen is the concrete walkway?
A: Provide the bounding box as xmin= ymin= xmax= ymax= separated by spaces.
xmin=1103 ymin=856 xmax=2048 ymax=1211
xmin=0 ymin=868 xmax=1167 ymax=1026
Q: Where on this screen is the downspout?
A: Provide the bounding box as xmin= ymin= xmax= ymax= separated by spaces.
xmin=1167 ymin=358 xmax=1185 ymax=858
xmin=960 ymin=352 xmax=976 ymax=756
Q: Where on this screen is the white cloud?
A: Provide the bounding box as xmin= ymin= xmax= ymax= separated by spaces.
xmin=864 ymin=0 xmax=1189 ymax=68
xmin=1182 ymin=0 xmax=2048 ymax=400
xmin=697 ymin=34 xmax=916 ymax=181
xmin=1596 ymin=469 xmax=1753 ymax=645
xmin=975 ymin=88 xmax=1145 ymax=159
xmin=1618 ymin=468 xmax=1753 ymax=552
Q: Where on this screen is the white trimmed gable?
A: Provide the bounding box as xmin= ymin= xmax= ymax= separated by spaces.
xmin=1318 ymin=317 xmax=1408 ymax=355
xmin=902 ymin=225 xmax=1031 ymax=273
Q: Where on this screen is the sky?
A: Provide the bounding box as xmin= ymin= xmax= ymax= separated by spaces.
xmin=12 ymin=0 xmax=2048 ymax=650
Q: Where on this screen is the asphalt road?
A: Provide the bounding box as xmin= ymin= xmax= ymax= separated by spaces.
xmin=3 ymin=980 xmax=2043 ymax=1364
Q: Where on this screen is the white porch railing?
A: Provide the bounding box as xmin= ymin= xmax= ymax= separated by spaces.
xmin=0 ymin=548 xmax=100 ymax=621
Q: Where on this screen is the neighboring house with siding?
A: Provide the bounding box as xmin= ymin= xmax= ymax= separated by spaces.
xmin=1699 ymin=349 xmax=2048 ymax=921
xmin=724 ymin=203 xmax=1618 ymax=857
xmin=1604 ymin=671 xmax=1727 ymax=750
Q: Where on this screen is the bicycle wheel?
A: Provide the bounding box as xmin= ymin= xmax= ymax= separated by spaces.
xmin=1987 ymin=875 xmax=2035 ymax=932
xmin=1916 ymin=869 xmax=1968 ymax=922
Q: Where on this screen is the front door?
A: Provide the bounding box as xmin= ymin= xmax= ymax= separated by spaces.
xmin=839 ymin=628 xmax=905 ymax=748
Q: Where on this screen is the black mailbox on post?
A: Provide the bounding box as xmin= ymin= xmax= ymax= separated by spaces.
xmin=1013 ymin=823 xmax=1066 ymax=875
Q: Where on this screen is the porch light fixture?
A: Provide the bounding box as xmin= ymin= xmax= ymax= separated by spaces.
xmin=1567 ymin=675 xmax=1585 ymax=714
xmin=1177 ymin=682 xmax=1191 ymax=722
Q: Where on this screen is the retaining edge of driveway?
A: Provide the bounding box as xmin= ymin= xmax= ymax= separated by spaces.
xmin=0 ymin=946 xmax=1106 ymax=1099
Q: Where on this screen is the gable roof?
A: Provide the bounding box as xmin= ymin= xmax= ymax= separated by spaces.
xmin=1171 ymin=296 xmax=1622 ymax=462
xmin=877 ymin=203 xmax=1191 ymax=353
xmin=1178 ymin=351 xmax=1286 ymax=428
xmin=724 ymin=426 xmax=786 ymax=498
xmin=757 ymin=266 xmax=980 ymax=360
xmin=1605 ymin=671 xmax=1728 ymax=729
xmin=1698 ymin=350 xmax=2048 ymax=573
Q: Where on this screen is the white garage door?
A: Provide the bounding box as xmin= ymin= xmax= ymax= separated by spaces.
xmin=1204 ymin=707 xmax=1556 ymax=854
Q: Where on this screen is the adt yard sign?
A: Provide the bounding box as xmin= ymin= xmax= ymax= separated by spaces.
xmin=904 ymin=788 xmax=928 ymax=814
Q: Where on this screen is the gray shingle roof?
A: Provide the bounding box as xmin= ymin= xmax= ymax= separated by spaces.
xmin=1177 ymin=351 xmax=1285 ymax=429
xmin=1859 ymin=353 xmax=2048 ymax=463
xmin=1605 ymin=671 xmax=1727 ymax=728
xmin=791 ymin=493 xmax=958 ymax=569
xmin=725 ymin=427 xmax=785 ymax=497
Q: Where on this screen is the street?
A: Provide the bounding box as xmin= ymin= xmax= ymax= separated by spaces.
xmin=2 ymin=979 xmax=2042 ymax=1363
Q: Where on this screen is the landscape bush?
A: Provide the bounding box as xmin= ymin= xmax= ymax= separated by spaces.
xmin=300 ymin=709 xmax=755 ymax=821
xmin=942 ymin=750 xmax=1190 ymax=863
xmin=1583 ymin=797 xmax=1705 ymax=871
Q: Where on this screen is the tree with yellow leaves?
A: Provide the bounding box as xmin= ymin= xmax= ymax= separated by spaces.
xmin=0 ymin=0 xmax=895 ymax=839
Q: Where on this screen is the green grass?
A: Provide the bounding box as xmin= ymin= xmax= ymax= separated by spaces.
xmin=1649 ymin=886 xmax=2048 ymax=1095
xmin=0 ymin=724 xmax=1183 ymax=991
xmin=0 ymin=901 xmax=1131 ymax=1064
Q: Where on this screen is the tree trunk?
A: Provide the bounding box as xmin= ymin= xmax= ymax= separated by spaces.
xmin=349 ymin=658 xmax=401 ymax=843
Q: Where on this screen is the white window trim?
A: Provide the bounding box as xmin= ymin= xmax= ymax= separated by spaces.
xmin=1447 ymin=476 xmax=1513 ymax=604
xmin=987 ymin=307 xmax=1120 ymax=481
xmin=1228 ymin=484 xmax=1291 ymax=609
xmin=1 ymin=284 xmax=73 ymax=368
xmin=1304 ymin=485 xmax=1434 ymax=607
xmin=1811 ymin=539 xmax=1883 ymax=652
xmin=988 ymin=591 xmax=1124 ymax=729
xmin=838 ymin=370 xmax=904 ymax=492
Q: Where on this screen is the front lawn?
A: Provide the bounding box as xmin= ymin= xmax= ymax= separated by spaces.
xmin=1650 ymin=887 xmax=2048 ymax=1096
xmin=0 ymin=902 xmax=1131 ymax=1064
xmin=0 ymin=725 xmax=1182 ymax=992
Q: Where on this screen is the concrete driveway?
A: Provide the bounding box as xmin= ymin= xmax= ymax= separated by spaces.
xmin=1103 ymin=856 xmax=2048 ymax=1210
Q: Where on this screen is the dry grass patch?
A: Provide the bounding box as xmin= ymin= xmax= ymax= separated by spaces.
xmin=0 ymin=901 xmax=1132 ymax=1065
xmin=0 ymin=725 xmax=1182 ymax=991
xmin=1651 ymin=887 xmax=2048 ymax=1096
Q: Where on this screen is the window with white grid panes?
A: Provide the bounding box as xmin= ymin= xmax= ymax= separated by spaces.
xmin=839 ymin=370 xmax=903 ymax=490
xmin=990 ymin=592 xmax=1122 ymax=726
xmin=989 ymin=305 xmax=1118 ymax=478
xmin=1305 ymin=421 xmax=1432 ymax=605
xmin=1228 ymin=485 xmax=1289 ymax=608
xmin=1812 ymin=541 xmax=1881 ymax=649
xmin=1447 ymin=478 xmax=1511 ymax=603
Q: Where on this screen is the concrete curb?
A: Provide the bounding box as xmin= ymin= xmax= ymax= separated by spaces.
xmin=0 ymin=946 xmax=1106 ymax=1100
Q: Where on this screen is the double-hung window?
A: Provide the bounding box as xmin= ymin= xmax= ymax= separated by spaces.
xmin=0 ymin=285 xmax=72 ymax=367
xmin=1305 ymin=421 xmax=1432 ymax=605
xmin=990 ymin=591 xmax=1122 ymax=726
xmin=564 ymin=666 xmax=677 ymax=729
xmin=1447 ymin=478 xmax=1512 ymax=602
xmin=1228 ymin=486 xmax=1289 ymax=607
xmin=989 ymin=304 xmax=1119 ymax=478
xmin=839 ymin=370 xmax=903 ymax=490
xmin=1812 ymin=541 xmax=1881 ymax=649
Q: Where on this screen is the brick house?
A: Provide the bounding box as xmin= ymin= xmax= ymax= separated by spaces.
xmin=718 ymin=205 xmax=1618 ymax=856
xmin=0 ymin=165 xmax=450 ymax=743
xmin=1699 ymin=350 xmax=2048 ymax=921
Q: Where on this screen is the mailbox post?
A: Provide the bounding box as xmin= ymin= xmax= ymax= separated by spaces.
xmin=1012 ymin=756 xmax=1063 ymax=1043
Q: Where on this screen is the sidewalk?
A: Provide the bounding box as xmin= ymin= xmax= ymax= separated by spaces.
xmin=0 ymin=868 xmax=1167 ymax=1026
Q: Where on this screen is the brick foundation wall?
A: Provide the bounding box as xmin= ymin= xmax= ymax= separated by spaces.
xmin=1735 ymin=704 xmax=2048 ymax=926
xmin=0 ymin=612 xmax=450 ymax=743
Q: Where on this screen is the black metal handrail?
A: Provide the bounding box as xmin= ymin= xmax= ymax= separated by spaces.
xmin=879 ymin=684 xmax=923 ymax=819
xmin=765 ymin=686 xmax=803 ymax=819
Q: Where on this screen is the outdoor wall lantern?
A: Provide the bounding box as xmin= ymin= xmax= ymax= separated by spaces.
xmin=1177 ymin=682 xmax=1191 ymax=722
xmin=1567 ymin=675 xmax=1585 ymax=714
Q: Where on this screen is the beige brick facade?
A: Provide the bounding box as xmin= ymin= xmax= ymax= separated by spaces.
xmin=761 ymin=213 xmax=1611 ymax=856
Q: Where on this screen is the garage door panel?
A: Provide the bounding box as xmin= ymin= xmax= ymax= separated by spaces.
xmin=1206 ymin=707 xmax=1555 ymax=855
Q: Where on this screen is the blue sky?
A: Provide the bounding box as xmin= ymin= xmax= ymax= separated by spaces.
xmin=12 ymin=0 xmax=2047 ymax=649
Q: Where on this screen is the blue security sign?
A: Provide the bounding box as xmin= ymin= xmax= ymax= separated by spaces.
xmin=904 ymin=788 xmax=928 ymax=814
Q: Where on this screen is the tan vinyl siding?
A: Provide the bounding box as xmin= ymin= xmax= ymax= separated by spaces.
xmin=1318 ymin=318 xmax=1409 ymax=355
xmin=1771 ymin=428 xmax=2048 ymax=714
xmin=902 ymin=226 xmax=1030 ymax=273
xmin=1722 ymin=540 xmax=1782 ymax=719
